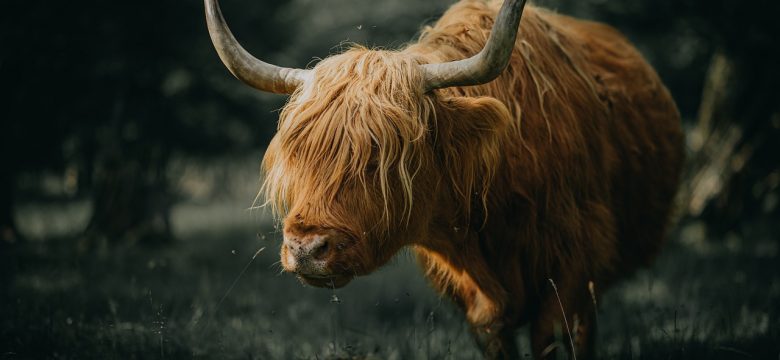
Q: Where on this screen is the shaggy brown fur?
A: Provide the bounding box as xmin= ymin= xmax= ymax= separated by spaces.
xmin=263 ymin=1 xmax=684 ymax=358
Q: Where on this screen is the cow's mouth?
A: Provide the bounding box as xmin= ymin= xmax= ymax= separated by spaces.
xmin=297 ymin=273 xmax=352 ymax=288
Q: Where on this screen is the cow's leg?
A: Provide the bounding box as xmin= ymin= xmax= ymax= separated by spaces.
xmin=471 ymin=318 xmax=519 ymax=359
xmin=530 ymin=279 xmax=596 ymax=360
xmin=415 ymin=245 xmax=519 ymax=359
xmin=459 ymin=278 xmax=520 ymax=359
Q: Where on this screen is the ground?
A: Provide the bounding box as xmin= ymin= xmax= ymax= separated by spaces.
xmin=1 ymin=158 xmax=778 ymax=359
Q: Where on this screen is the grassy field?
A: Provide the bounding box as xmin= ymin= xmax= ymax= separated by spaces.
xmin=2 ymin=218 xmax=778 ymax=359
xmin=2 ymin=159 xmax=778 ymax=359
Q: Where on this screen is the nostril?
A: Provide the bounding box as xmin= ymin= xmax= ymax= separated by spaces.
xmin=283 ymin=237 xmax=303 ymax=255
xmin=310 ymin=238 xmax=330 ymax=260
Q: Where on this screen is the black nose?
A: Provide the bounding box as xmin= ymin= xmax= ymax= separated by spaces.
xmin=284 ymin=234 xmax=332 ymax=261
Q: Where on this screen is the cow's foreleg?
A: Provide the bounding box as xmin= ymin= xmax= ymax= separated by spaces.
xmin=471 ymin=317 xmax=519 ymax=359
xmin=415 ymin=245 xmax=518 ymax=359
xmin=455 ymin=272 xmax=517 ymax=359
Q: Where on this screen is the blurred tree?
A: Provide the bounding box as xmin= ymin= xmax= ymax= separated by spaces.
xmin=681 ymin=0 xmax=780 ymax=234
xmin=591 ymin=0 xmax=780 ymax=234
xmin=0 ymin=0 xmax=291 ymax=244
xmin=536 ymin=0 xmax=780 ymax=235
xmin=0 ymin=174 xmax=18 ymax=244
xmin=0 ymin=1 xmax=69 ymax=244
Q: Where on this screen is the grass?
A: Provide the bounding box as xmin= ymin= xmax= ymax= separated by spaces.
xmin=2 ymin=221 xmax=777 ymax=359
xmin=1 ymin=223 xmax=481 ymax=360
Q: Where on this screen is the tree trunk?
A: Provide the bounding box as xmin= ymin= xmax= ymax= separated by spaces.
xmin=682 ymin=51 xmax=739 ymax=218
xmin=84 ymin=145 xmax=173 ymax=246
xmin=682 ymin=50 xmax=780 ymax=235
xmin=0 ymin=172 xmax=19 ymax=244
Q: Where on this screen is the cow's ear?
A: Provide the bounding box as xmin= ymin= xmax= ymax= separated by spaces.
xmin=434 ymin=96 xmax=512 ymax=215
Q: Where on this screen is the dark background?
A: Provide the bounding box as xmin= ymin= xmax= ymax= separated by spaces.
xmin=1 ymin=0 xmax=778 ymax=358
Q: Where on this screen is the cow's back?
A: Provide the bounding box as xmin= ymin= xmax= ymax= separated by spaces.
xmin=410 ymin=1 xmax=684 ymax=282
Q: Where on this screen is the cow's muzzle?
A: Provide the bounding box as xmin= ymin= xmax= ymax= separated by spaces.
xmin=281 ymin=228 xmax=355 ymax=288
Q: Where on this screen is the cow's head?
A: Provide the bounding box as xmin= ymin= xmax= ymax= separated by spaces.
xmin=205 ymin=0 xmax=526 ymax=288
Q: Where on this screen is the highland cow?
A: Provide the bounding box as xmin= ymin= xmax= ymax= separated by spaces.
xmin=205 ymin=0 xmax=684 ymax=358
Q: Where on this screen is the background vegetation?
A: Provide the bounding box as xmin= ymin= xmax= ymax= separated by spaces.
xmin=1 ymin=0 xmax=778 ymax=358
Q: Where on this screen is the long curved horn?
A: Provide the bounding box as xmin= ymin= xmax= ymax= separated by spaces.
xmin=422 ymin=0 xmax=527 ymax=91
xmin=205 ymin=0 xmax=309 ymax=94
